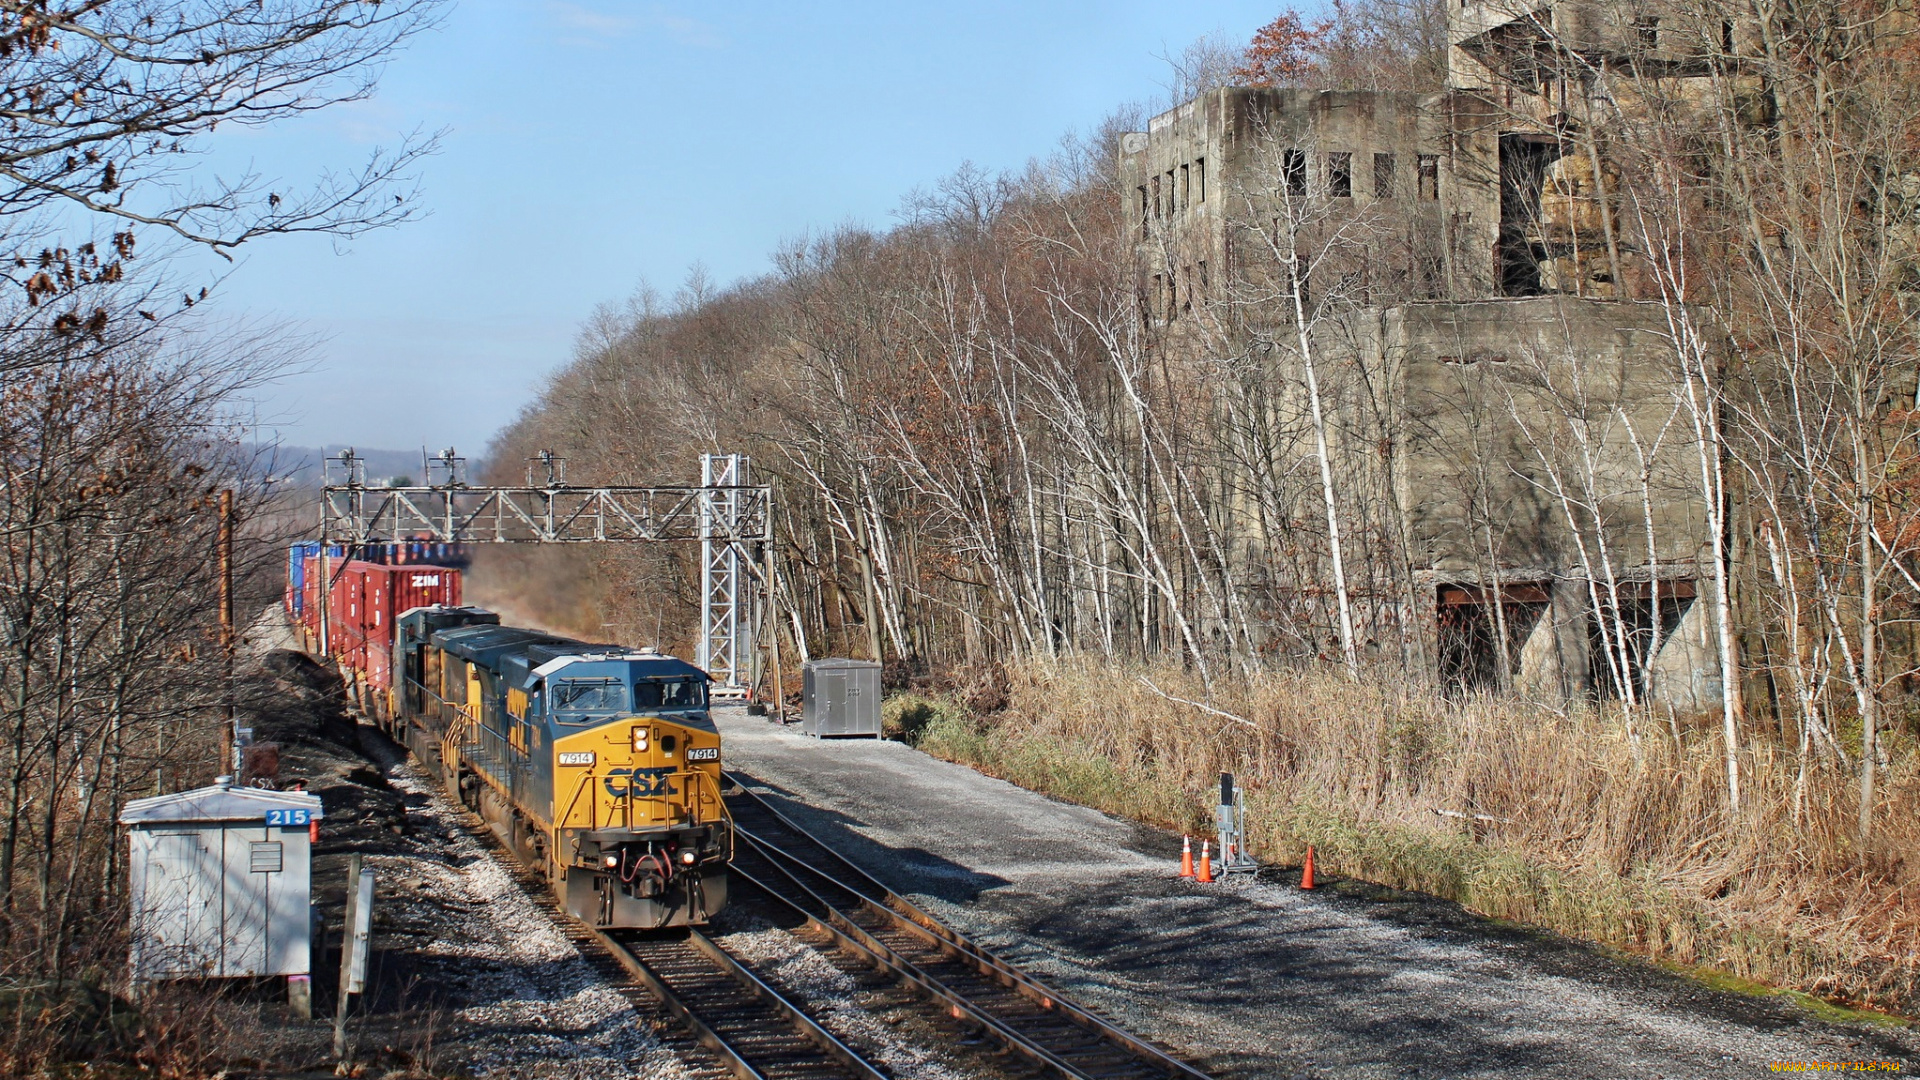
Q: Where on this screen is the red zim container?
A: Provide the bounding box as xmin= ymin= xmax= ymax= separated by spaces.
xmin=385 ymin=564 xmax=462 ymax=620
xmin=324 ymin=561 xmax=461 ymax=684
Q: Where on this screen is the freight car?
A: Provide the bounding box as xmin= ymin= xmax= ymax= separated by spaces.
xmin=284 ymin=540 xmax=470 ymax=620
xmin=294 ymin=557 xmax=464 ymax=721
xmin=380 ymin=605 xmax=729 ymax=929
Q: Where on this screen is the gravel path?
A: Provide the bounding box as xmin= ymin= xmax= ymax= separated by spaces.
xmin=716 ymin=708 xmax=1918 ymax=1080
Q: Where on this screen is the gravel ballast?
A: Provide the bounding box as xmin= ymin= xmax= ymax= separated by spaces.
xmin=716 ymin=707 xmax=1917 ymax=1079
xmin=375 ymin=763 xmax=690 ymax=1080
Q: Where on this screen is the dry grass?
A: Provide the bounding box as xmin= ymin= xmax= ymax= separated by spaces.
xmin=913 ymin=656 xmax=1920 ymax=1017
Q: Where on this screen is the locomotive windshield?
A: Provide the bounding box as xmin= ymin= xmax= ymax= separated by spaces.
xmin=634 ymin=678 xmax=706 ymax=709
xmin=552 ymin=678 xmax=628 ymax=722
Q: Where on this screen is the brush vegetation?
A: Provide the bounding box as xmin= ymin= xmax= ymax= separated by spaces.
xmin=904 ymin=657 xmax=1920 ymax=1018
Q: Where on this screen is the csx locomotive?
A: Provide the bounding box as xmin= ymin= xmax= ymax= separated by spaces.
xmin=384 ymin=606 xmax=729 ymax=928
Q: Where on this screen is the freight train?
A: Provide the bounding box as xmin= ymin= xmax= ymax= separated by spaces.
xmin=287 ymin=543 xmax=729 ymax=929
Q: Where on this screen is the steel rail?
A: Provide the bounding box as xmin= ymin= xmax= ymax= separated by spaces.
xmin=726 ymin=847 xmax=1102 ymax=1080
xmin=591 ymin=925 xmax=887 ymax=1080
xmin=723 ymin=777 xmax=1215 ymax=1080
xmin=730 ymin=833 xmax=1164 ymax=1080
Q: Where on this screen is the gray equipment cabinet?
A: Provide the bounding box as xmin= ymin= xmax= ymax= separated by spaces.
xmin=119 ymin=777 xmax=324 ymax=987
xmin=801 ymin=658 xmax=882 ymax=737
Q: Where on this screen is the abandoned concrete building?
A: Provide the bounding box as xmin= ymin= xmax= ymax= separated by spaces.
xmin=1119 ymin=0 xmax=1725 ymax=706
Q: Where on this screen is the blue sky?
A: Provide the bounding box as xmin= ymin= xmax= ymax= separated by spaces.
xmin=200 ymin=1 xmax=1281 ymax=457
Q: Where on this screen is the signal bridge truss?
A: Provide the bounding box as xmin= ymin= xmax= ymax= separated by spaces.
xmin=320 ymin=482 xmax=771 ymax=546
xmin=319 ymin=449 xmax=771 ymax=696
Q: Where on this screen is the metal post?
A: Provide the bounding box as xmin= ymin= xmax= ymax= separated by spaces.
xmin=317 ymin=466 xmax=331 ymax=658
xmin=333 ymin=853 xmax=372 ymax=1060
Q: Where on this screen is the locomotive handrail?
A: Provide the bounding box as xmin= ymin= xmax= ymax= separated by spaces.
xmin=611 ymin=763 xmax=731 ymax=845
xmin=559 ymin=769 xmax=596 ymax=830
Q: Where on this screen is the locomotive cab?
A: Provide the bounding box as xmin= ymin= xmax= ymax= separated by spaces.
xmin=529 ymin=649 xmax=729 ymax=928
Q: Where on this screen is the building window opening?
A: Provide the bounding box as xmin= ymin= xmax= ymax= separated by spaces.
xmin=1329 ymin=152 xmax=1352 ymax=198
xmin=1436 ymin=583 xmax=1548 ymax=696
xmin=1183 ymin=265 xmax=1194 ymax=313
xmin=1284 ymin=149 xmax=1308 ymax=198
xmin=1181 ymin=163 xmax=1191 ymax=207
xmin=1152 ymin=175 xmax=1162 ymax=218
xmin=1419 ymin=254 xmax=1444 ymax=299
xmin=1138 ymin=186 xmax=1149 ymax=238
xmin=1374 ymin=153 xmax=1395 ymax=198
xmin=1167 ymin=269 xmax=1178 ymax=320
xmin=1196 ymin=157 xmax=1206 ymax=201
xmin=1198 ymin=260 xmax=1209 ymax=295
xmin=1498 ymin=133 xmax=1562 ymax=297
xmin=1417 ymin=154 xmax=1440 ymax=200
xmin=1721 ymin=20 xmax=1734 ymax=51
xmin=1168 ymin=169 xmax=1178 ymax=210
xmin=1634 ymin=16 xmax=1659 ymax=47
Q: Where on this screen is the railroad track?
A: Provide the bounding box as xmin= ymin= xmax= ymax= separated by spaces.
xmin=433 ymin=770 xmax=887 ymax=1080
xmin=599 ymin=926 xmax=886 ymax=1080
xmin=422 ymin=751 xmax=1210 ymax=1080
xmin=723 ymin=774 xmax=1215 ymax=1080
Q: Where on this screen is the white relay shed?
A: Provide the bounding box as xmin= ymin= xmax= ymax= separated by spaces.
xmin=119 ymin=777 xmax=323 ymax=985
xmin=801 ymin=659 xmax=882 ymax=737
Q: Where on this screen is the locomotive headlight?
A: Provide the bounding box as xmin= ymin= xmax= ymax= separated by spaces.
xmin=603 ymin=854 xmax=619 ymax=868
xmin=680 ymin=850 xmax=696 ymax=865
xmin=631 ymin=726 xmax=650 ymax=752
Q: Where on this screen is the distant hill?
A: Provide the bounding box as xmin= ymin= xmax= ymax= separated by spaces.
xmin=260 ymin=445 xmax=459 ymax=488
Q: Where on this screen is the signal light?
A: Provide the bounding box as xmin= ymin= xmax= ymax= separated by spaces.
xmin=603 ymin=854 xmax=619 ymax=868
xmin=632 ymin=726 xmax=650 ymax=752
xmin=680 ymin=850 xmax=696 ymax=865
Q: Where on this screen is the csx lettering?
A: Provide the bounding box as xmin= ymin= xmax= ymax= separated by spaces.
xmin=603 ymin=766 xmax=679 ymax=799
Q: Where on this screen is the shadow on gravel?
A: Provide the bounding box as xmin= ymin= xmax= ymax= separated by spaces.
xmin=730 ymin=772 xmax=1011 ymax=905
xmin=1006 ymin=870 xmax=1918 ymax=1077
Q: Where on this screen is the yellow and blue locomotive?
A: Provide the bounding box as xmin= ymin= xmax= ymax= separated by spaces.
xmin=389 ymin=606 xmax=729 ymax=928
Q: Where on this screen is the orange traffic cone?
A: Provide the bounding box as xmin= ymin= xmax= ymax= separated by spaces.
xmin=1300 ymin=845 xmax=1316 ymax=890
xmin=1179 ymin=835 xmax=1194 ymax=878
xmin=1197 ymin=839 xmax=1214 ymax=883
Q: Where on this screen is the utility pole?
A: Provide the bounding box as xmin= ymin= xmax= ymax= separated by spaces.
xmin=218 ymin=489 xmax=236 ymax=775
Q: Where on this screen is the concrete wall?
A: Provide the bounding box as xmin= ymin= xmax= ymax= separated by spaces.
xmin=1388 ymin=296 xmax=1708 ymax=574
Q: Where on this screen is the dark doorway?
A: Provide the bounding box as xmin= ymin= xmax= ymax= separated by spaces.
xmin=1498 ymin=133 xmax=1562 ymax=296
xmin=1437 ymin=583 xmax=1549 ymax=695
xmin=1587 ymin=580 xmax=1696 ymax=700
